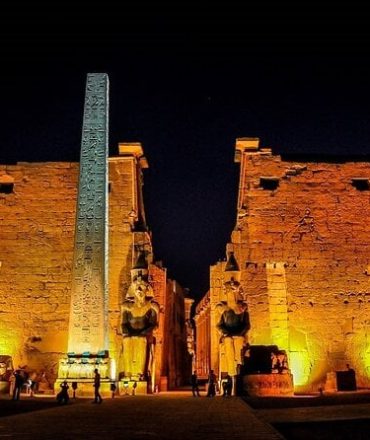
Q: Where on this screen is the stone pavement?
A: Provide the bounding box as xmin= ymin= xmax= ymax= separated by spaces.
xmin=0 ymin=393 xmax=283 ymax=440
xmin=255 ymin=402 xmax=370 ymax=424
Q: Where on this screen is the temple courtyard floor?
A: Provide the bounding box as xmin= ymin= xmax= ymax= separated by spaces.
xmin=1 ymin=390 xmax=370 ymax=439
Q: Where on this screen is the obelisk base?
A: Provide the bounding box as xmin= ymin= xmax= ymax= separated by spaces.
xmin=55 ymin=351 xmax=115 ymax=397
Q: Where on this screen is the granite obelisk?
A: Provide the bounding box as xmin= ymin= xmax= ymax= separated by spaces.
xmin=67 ymin=73 xmax=109 ymax=354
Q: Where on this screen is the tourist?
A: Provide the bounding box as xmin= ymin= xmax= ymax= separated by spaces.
xmin=25 ymin=377 xmax=33 ymax=396
xmin=110 ymin=382 xmax=117 ymax=398
xmin=222 ymin=379 xmax=228 ymax=396
xmin=206 ymin=370 xmax=217 ymax=397
xmin=72 ymin=381 xmax=78 ymax=399
xmin=132 ymin=381 xmax=137 ymax=396
xmin=225 ymin=374 xmax=233 ymax=396
xmin=222 ymin=375 xmax=233 ymax=396
xmin=123 ymin=380 xmax=129 ymax=395
xmin=29 ymin=371 xmax=38 ymax=397
xmin=12 ymin=370 xmax=24 ymax=400
xmin=191 ymin=371 xmax=200 ymax=397
xmin=57 ymin=380 xmax=69 ymax=404
xmin=93 ymin=368 xmax=102 ymax=403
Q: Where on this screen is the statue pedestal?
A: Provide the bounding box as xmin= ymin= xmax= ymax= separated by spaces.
xmin=119 ymin=380 xmax=148 ymax=395
xmin=243 ymin=373 xmax=294 ymax=396
xmin=325 ymin=370 xmax=357 ymax=392
xmin=58 ymin=352 xmax=111 ymax=378
xmin=0 ymin=381 xmax=10 ymax=394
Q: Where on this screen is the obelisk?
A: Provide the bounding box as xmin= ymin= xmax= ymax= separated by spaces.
xmin=67 ymin=73 xmax=109 ymax=354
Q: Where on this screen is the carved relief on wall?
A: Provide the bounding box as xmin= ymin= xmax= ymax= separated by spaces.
xmin=286 ymin=208 xmax=323 ymax=242
xmin=68 ymin=73 xmax=109 ymax=354
xmin=236 ymin=204 xmax=248 ymax=230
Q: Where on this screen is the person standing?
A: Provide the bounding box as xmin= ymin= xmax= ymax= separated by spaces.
xmin=191 ymin=371 xmax=200 ymax=397
xmin=110 ymin=382 xmax=117 ymax=398
xmin=225 ymin=374 xmax=233 ymax=396
xmin=72 ymin=381 xmax=78 ymax=399
xmin=222 ymin=378 xmax=228 ymax=396
xmin=12 ymin=370 xmax=24 ymax=400
xmin=132 ymin=381 xmax=137 ymax=396
xmin=29 ymin=371 xmax=37 ymax=397
xmin=206 ymin=370 xmax=217 ymax=397
xmin=93 ymin=368 xmax=102 ymax=404
xmin=57 ymin=380 xmax=69 ymax=404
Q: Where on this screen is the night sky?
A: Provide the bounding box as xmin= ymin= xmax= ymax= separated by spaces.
xmin=1 ymin=7 xmax=370 ymax=300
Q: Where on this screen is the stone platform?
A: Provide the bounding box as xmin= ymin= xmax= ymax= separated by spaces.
xmin=0 ymin=380 xmax=10 ymax=394
xmin=243 ymin=373 xmax=294 ymax=397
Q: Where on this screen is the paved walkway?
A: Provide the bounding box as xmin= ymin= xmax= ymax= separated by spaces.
xmin=0 ymin=394 xmax=283 ymax=439
xmin=256 ymin=402 xmax=370 ymax=424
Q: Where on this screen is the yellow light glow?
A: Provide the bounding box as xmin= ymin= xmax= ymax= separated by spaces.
xmin=289 ymin=351 xmax=311 ymax=386
xmin=0 ymin=327 xmax=19 ymax=359
xmin=110 ymin=358 xmax=116 ymax=380
xmin=361 ymin=344 xmax=370 ymax=380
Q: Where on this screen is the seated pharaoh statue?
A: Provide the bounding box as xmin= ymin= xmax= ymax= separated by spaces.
xmin=121 ymin=252 xmax=159 ymax=380
xmin=216 ymin=252 xmax=250 ymax=376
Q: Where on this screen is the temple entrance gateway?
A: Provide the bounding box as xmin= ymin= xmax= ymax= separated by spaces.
xmin=0 ymin=73 xmax=193 ymax=396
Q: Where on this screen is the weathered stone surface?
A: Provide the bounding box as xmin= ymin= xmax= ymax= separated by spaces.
xmin=235 ymin=139 xmax=370 ymax=390
xmin=196 ymin=138 xmax=370 ymax=392
xmin=243 ymin=373 xmax=294 ymax=396
xmin=162 ymin=279 xmax=192 ymax=389
xmin=68 ymin=72 xmax=109 ymax=355
xmin=0 ymin=154 xmax=142 ymax=382
xmin=0 ymin=145 xmax=190 ymax=391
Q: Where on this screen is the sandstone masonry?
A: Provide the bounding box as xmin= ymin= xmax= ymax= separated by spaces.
xmin=196 ymin=138 xmax=370 ymax=391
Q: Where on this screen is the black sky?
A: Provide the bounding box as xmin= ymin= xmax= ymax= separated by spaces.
xmin=1 ymin=7 xmax=370 ymax=299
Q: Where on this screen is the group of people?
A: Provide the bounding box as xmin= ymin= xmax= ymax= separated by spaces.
xmin=11 ymin=369 xmax=36 ymax=400
xmin=14 ymin=367 xmax=234 ymax=401
xmin=57 ymin=368 xmax=103 ymax=405
xmin=191 ymin=370 xmax=233 ymax=397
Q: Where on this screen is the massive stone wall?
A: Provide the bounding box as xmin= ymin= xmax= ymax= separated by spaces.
xmin=232 ymin=138 xmax=370 ymax=390
xmin=162 ymin=279 xmax=191 ymax=389
xmin=194 ymin=291 xmax=211 ymax=378
xmin=0 ymin=150 xmax=147 ymax=382
xmin=0 ymin=162 xmax=78 ymax=376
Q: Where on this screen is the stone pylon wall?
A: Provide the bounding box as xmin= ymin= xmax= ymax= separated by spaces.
xmin=0 ymin=150 xmax=151 ymax=383
xmin=233 ymin=138 xmax=370 ymax=390
xmin=194 ymin=291 xmax=211 ymax=378
xmin=0 ymin=162 xmax=78 ymax=377
xmin=149 ymin=263 xmax=167 ymax=389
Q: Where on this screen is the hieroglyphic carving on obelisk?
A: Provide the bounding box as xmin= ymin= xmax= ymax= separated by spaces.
xmin=67 ymin=73 xmax=109 ymax=354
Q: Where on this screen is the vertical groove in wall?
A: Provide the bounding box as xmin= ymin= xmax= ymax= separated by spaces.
xmin=266 ymin=262 xmax=289 ymax=350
